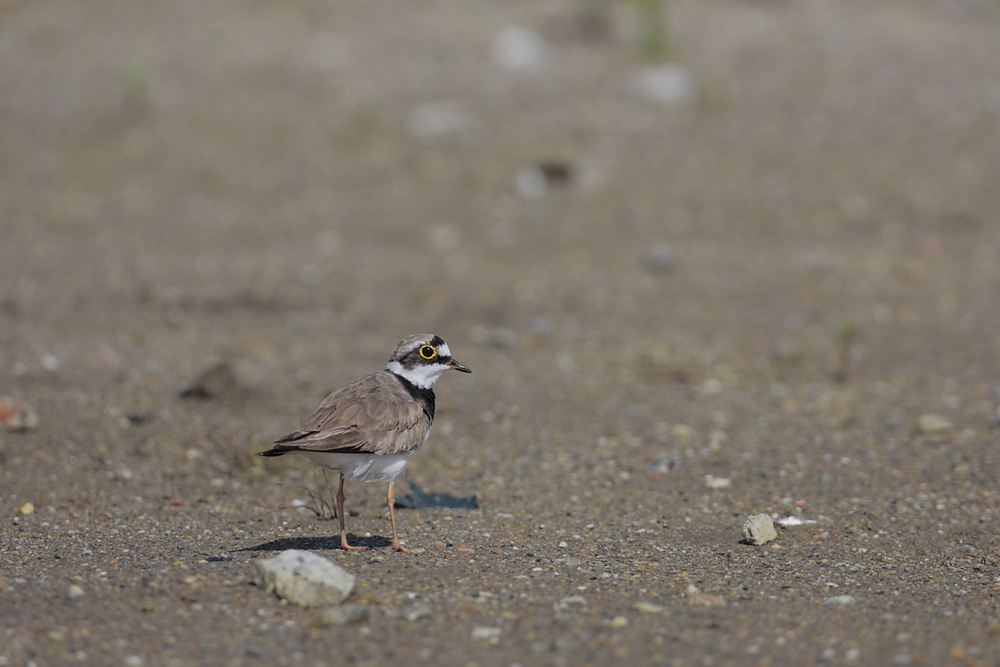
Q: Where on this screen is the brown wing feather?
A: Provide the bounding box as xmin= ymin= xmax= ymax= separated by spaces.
xmin=271 ymin=371 xmax=431 ymax=456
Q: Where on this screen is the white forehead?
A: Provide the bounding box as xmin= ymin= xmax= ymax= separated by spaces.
xmin=393 ymin=335 xmax=450 ymax=359
xmin=403 ymin=340 xmax=449 ymax=357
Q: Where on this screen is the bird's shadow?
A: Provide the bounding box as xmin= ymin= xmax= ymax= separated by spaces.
xmin=235 ymin=533 xmax=392 ymax=553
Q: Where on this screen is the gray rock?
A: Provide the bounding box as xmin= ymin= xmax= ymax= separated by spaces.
xmin=643 ymin=244 xmax=679 ymax=272
xmin=742 ymin=514 xmax=777 ymax=545
xmin=407 ymin=100 xmax=475 ymax=140
xmin=629 ymin=64 xmax=695 ymax=106
xmin=491 ymin=27 xmax=547 ymax=72
xmin=254 ymin=550 xmax=355 ymax=607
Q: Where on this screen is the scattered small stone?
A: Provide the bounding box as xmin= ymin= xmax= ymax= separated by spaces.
xmin=608 ymin=615 xmax=629 ymax=628
xmin=708 ymin=430 xmax=727 ymax=451
xmin=775 ymin=515 xmax=817 ymax=527
xmin=126 ymin=412 xmax=153 ymax=426
xmin=825 ymin=594 xmax=856 ymax=606
xmin=633 ymin=601 xmax=666 ymax=614
xmin=643 ymin=244 xmax=678 ymax=273
xmin=179 ymin=362 xmax=237 ymax=400
xmin=516 ymin=164 xmax=547 ymax=199
xmin=407 ymin=100 xmax=475 ymax=139
xmin=644 ymin=455 xmax=678 ymax=474
xmin=629 ymin=64 xmax=696 ymax=106
xmin=472 ymin=626 xmax=502 ymax=640
xmin=918 ymin=414 xmax=953 ymax=434
xmin=318 ymin=603 xmax=369 ymax=626
xmin=0 ymin=397 xmax=39 ymax=432
xmin=399 ymin=603 xmax=433 ymax=621
xmin=125 ymin=656 xmax=144 ymax=667
xmin=491 ymin=26 xmax=547 ymax=72
xmin=705 ymin=475 xmax=732 ymax=489
xmin=555 ymin=595 xmax=586 ymax=611
xmin=515 ymin=161 xmax=574 ymax=199
xmin=253 ymin=550 xmax=355 ymax=607
xmin=685 ymin=584 xmax=725 ymax=607
xmin=743 ymin=514 xmax=778 ymax=545
xmin=67 ymin=585 xmax=85 ymax=599
xmin=19 ymin=502 xmax=35 ymax=516
xmin=672 ymin=423 xmax=695 ymax=442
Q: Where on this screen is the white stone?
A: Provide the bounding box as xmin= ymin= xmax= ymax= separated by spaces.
xmin=918 ymin=414 xmax=953 ymax=434
xmin=743 ymin=514 xmax=778 ymax=545
xmin=472 ymin=626 xmax=502 ymax=640
xmin=825 ymin=594 xmax=856 ymax=606
xmin=705 ymin=475 xmax=732 ymax=489
xmin=254 ymin=550 xmax=355 ymax=607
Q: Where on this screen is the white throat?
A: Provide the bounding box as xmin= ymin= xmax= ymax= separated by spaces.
xmin=387 ymin=360 xmax=449 ymax=390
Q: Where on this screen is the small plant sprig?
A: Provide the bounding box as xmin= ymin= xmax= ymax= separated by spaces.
xmin=635 ymin=0 xmax=676 ymax=62
xmin=278 ymin=468 xmax=338 ymax=521
xmin=829 ymin=319 xmax=859 ymax=383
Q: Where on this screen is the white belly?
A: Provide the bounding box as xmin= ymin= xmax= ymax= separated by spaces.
xmin=296 ymin=450 xmax=414 ymax=482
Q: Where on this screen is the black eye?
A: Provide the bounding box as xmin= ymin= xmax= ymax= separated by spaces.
xmin=418 ymin=345 xmax=437 ymax=360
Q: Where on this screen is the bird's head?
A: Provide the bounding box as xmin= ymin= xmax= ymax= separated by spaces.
xmin=386 ymin=334 xmax=471 ymax=389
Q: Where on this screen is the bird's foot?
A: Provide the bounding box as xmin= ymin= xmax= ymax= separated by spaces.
xmin=389 ymin=543 xmax=409 ymax=553
xmin=341 ymin=543 xmax=368 ymax=552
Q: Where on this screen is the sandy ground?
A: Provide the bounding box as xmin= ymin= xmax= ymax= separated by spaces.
xmin=3 ymin=1 xmax=1000 ymax=665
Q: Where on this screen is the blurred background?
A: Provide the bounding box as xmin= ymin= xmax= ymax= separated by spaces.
xmin=3 ymin=0 xmax=1000 ymax=482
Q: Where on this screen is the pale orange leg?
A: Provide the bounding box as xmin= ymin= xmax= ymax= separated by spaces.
xmin=386 ymin=480 xmax=408 ymax=553
xmin=336 ymin=475 xmax=366 ymax=552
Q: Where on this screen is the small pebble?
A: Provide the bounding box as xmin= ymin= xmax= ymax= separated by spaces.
xmin=19 ymin=503 xmax=34 ymax=516
xmin=609 ymin=616 xmax=629 ymax=628
xmin=318 ymin=604 xmax=369 ymax=626
xmin=407 ymin=100 xmax=475 ymax=139
xmin=685 ymin=584 xmax=726 ymax=607
xmin=40 ymin=354 xmax=60 ymax=371
xmin=491 ymin=27 xmax=547 ymax=72
xmin=67 ymin=585 xmax=85 ymax=599
xmin=629 ymin=64 xmax=695 ymax=106
xmin=743 ymin=514 xmax=777 ymax=546
xmin=400 ymin=604 xmax=433 ymax=621
xmin=633 ymin=601 xmax=666 ymax=614
xmin=918 ymin=414 xmax=953 ymax=434
xmin=644 ymin=455 xmax=678 ymax=474
xmin=0 ymin=397 xmax=40 ymax=432
xmin=672 ymin=424 xmax=695 ymax=442
xmin=472 ymin=626 xmax=502 ymax=640
xmin=643 ymin=244 xmax=678 ymax=272
xmin=825 ymin=595 xmax=856 ymax=606
xmin=705 ymin=475 xmax=732 ymax=489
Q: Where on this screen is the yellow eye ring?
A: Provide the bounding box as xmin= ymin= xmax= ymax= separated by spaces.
xmin=418 ymin=345 xmax=437 ymax=360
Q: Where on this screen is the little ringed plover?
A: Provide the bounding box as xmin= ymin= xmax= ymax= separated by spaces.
xmin=258 ymin=333 xmax=470 ymax=552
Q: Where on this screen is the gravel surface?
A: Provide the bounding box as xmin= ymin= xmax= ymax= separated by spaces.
xmin=2 ymin=1 xmax=1000 ymax=665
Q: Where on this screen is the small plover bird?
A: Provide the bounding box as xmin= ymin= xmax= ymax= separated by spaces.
xmin=259 ymin=334 xmax=470 ymax=552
